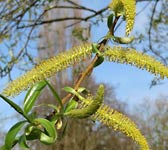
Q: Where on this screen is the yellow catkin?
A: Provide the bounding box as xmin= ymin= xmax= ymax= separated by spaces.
xmin=104 ymin=46 xmax=168 ymax=79
xmin=109 ymin=0 xmax=136 ymax=36
xmin=81 ymin=98 xmax=149 ymax=150
xmin=93 ymin=104 xmax=149 ymax=150
xmin=2 ymin=44 xmax=92 ymax=97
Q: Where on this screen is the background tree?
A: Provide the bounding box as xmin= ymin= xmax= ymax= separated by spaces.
xmin=133 ymin=97 xmax=168 ymax=150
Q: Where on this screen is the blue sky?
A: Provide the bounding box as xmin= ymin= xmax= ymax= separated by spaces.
xmin=0 ymin=0 xmax=168 ymax=130
xmin=85 ymin=0 xmax=168 ymax=107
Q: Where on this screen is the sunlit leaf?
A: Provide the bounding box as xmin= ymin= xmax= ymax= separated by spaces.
xmin=4 ymin=121 xmax=27 ymax=149
xmin=40 ymin=132 xmax=56 ymax=145
xmin=64 ymin=99 xmax=78 ymax=113
xmin=45 ymin=80 xmax=63 ymax=109
xmin=0 ymin=94 xmax=30 ymax=121
xmin=35 ymin=118 xmax=57 ymax=144
xmin=24 ymin=80 xmax=47 ymax=114
xmin=63 ymin=86 xmax=84 ymax=100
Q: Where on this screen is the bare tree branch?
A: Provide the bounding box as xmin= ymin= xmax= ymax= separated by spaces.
xmin=148 ymin=0 xmax=167 ymax=64
xmin=17 ymin=6 xmax=108 ymax=29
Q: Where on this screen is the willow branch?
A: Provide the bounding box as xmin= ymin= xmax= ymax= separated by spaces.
xmin=62 ymin=17 xmax=120 ymax=105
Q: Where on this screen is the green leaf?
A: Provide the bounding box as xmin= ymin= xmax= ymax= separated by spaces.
xmin=77 ymin=87 xmax=87 ymax=93
xmin=25 ymin=125 xmax=41 ymax=141
xmin=0 ymin=94 xmax=30 ymax=121
xmin=18 ymin=135 xmax=29 ymax=149
xmin=35 ymin=118 xmax=57 ymax=144
xmin=107 ymin=14 xmax=114 ymax=29
xmin=4 ymin=121 xmax=27 ymax=149
xmin=40 ymin=132 xmax=56 ymax=145
xmin=0 ymin=94 xmax=23 ymax=114
xmin=24 ymin=80 xmax=47 ymax=114
xmin=45 ymin=80 xmax=63 ymax=109
xmin=64 ymin=99 xmax=78 ymax=113
xmin=91 ymin=44 xmax=104 ymax=67
xmin=94 ymin=56 xmax=104 ymax=68
xmin=65 ymin=85 xmax=104 ymax=119
xmin=92 ymin=44 xmax=100 ymax=54
xmin=0 ymin=145 xmax=8 ymax=150
xmin=63 ymin=87 xmax=84 ymax=100
xmin=27 ymin=112 xmax=36 ymax=121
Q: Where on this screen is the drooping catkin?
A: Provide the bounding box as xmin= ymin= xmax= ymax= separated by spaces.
xmin=2 ymin=44 xmax=92 ymax=97
xmin=80 ymin=97 xmax=149 ymax=150
xmin=92 ymin=104 xmax=149 ymax=150
xmin=109 ymin=0 xmax=136 ymax=35
xmin=104 ymin=46 xmax=168 ymax=79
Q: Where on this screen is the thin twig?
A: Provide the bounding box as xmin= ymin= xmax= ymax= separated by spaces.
xmin=17 ymin=6 xmax=108 ymax=29
xmin=61 ymin=17 xmax=120 ymax=104
xmin=148 ymin=0 xmax=167 ymax=64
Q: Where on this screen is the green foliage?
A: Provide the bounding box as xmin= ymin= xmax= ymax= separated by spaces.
xmin=1 ymin=1 xmax=168 ymax=150
xmin=24 ymin=80 xmax=47 ymax=114
xmin=3 ymin=121 xmax=27 ymax=150
xmin=64 ymin=85 xmax=104 ymax=118
xmin=0 ymin=81 xmax=59 ymax=149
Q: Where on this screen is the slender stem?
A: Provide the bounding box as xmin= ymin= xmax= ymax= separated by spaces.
xmin=110 ymin=16 xmax=120 ymax=36
xmin=62 ymin=17 xmax=120 ymax=105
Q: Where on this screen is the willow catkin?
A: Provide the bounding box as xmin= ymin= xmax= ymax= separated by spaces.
xmin=104 ymin=46 xmax=168 ymax=79
xmin=2 ymin=44 xmax=92 ymax=97
xmin=109 ymin=0 xmax=136 ymax=35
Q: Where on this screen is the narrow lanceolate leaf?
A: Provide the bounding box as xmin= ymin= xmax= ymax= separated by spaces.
xmin=109 ymin=0 xmax=136 ymax=35
xmin=45 ymin=80 xmax=63 ymax=109
xmin=0 ymin=94 xmax=30 ymax=121
xmin=2 ymin=43 xmax=92 ymax=97
xmin=104 ymin=46 xmax=168 ymax=79
xmin=64 ymin=99 xmax=78 ymax=113
xmin=4 ymin=121 xmax=27 ymax=150
xmin=24 ymin=80 xmax=47 ymax=114
xmin=92 ymin=104 xmax=149 ymax=150
xmin=65 ymin=85 xmax=104 ymax=118
xmin=0 ymin=94 xmax=24 ymax=115
xmin=107 ymin=14 xmax=114 ymax=29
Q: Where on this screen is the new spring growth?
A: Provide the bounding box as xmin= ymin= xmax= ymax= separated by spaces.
xmin=92 ymin=104 xmax=149 ymax=150
xmin=104 ymin=46 xmax=168 ymax=79
xmin=77 ymin=91 xmax=149 ymax=149
xmin=2 ymin=44 xmax=92 ymax=97
xmin=65 ymin=85 xmax=104 ymax=118
xmin=67 ymin=84 xmax=149 ymax=149
xmin=109 ymin=0 xmax=136 ymax=36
